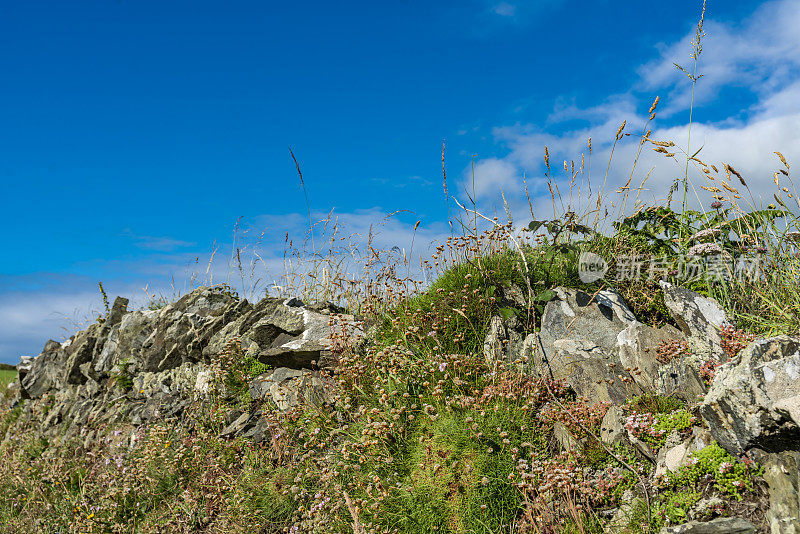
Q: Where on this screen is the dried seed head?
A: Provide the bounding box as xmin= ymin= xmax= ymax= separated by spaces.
xmin=615 ymin=120 xmax=626 ymax=140
xmin=649 ymin=96 xmax=660 ymax=114
xmin=775 ymin=151 xmax=789 ymax=169
xmin=721 ymin=182 xmax=739 ymax=195
xmin=725 ymin=164 xmax=747 ymax=186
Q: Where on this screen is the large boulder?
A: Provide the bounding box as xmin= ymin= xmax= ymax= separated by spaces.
xmin=532 ymin=288 xmax=638 ymax=404
xmin=616 ymin=321 xmax=704 ymax=401
xmin=206 ymin=296 xmax=362 ymax=370
xmin=532 ymin=287 xmax=695 ymax=404
xmin=20 ymin=339 xmax=67 ymax=398
xmin=659 ymin=281 xmax=730 ymax=357
xmin=700 ymin=336 xmax=800 ymax=454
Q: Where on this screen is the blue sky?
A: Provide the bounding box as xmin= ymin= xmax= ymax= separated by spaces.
xmin=2 ymin=0 xmax=799 ymax=363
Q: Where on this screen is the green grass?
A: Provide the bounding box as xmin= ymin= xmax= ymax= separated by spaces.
xmin=0 ymin=369 xmax=17 ymax=392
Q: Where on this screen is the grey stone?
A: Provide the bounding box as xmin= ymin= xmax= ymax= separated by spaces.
xmin=483 ymin=315 xmax=507 ymax=366
xmin=107 ymin=296 xmax=129 ymax=326
xmin=220 ymin=412 xmax=252 ymax=438
xmin=659 ymin=282 xmax=730 ymax=356
xmin=600 ymin=405 xmax=626 ymax=446
xmin=756 ymin=449 xmax=800 ymax=534
xmin=21 ymin=339 xmax=66 ymax=398
xmin=501 ymin=283 xmax=528 ymax=308
xmin=605 ymin=489 xmax=643 ymax=533
xmin=248 ymin=367 xmax=333 ymax=412
xmin=11 ymin=286 xmax=350 ymax=444
xmin=532 ymin=287 xmax=640 ymax=404
xmin=654 ymin=427 xmax=714 ymax=478
xmin=689 ymin=497 xmax=725 ymax=521
xmin=616 ymin=321 xmax=704 ymax=401
xmin=700 ymin=336 xmax=800 ymax=454
xmin=659 ymin=517 xmax=755 ymax=534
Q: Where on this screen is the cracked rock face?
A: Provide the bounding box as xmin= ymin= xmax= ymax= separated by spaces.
xmin=532 ymin=287 xmax=694 ymax=405
xmin=533 ymin=288 xmax=638 ymax=404
xmin=15 ymin=286 xmax=360 ymax=440
xmin=249 ymin=367 xmax=334 ymax=412
xmin=700 ymin=335 xmax=800 ymax=455
xmin=659 ymin=281 xmax=730 ymax=357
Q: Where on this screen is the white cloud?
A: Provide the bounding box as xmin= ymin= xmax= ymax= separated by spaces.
xmin=0 ymin=206 xmax=454 ymax=364
xmin=638 ymin=0 xmax=800 ymax=117
xmin=464 ymin=158 xmax=522 ymax=201
xmin=465 ymin=0 xmax=800 ymax=225
xmin=492 ymin=2 xmax=517 ymax=17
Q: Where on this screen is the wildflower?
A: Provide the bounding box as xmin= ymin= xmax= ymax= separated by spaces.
xmin=688 ymin=242 xmax=724 ymax=256
xmin=690 ymin=228 xmax=721 ymax=242
xmin=438 ymin=362 xmax=447 ymax=372
xmin=719 ymin=461 xmax=733 ymax=473
xmin=711 ymin=201 xmax=723 ymax=209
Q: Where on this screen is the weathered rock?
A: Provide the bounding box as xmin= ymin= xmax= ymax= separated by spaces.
xmin=700 ymin=336 xmax=800 ymax=454
xmin=600 ymin=405 xmax=626 ymax=446
xmin=94 ymin=309 xmax=157 ymax=376
xmin=63 ymin=326 xmax=102 ymax=385
xmin=605 ymin=489 xmax=644 ymax=533
xmin=483 ymin=315 xmax=507 ymax=366
xmin=538 ymin=288 xmax=638 ymax=360
xmin=205 ymin=297 xmax=362 ymax=370
xmin=533 ymin=287 xmax=655 ymax=404
xmin=106 ymin=296 xmax=129 ymax=326
xmin=21 ymin=339 xmax=66 ymax=398
xmin=15 ymin=286 xmax=353 ymax=440
xmin=689 ymin=496 xmax=725 ymax=521
xmin=136 ymin=288 xmax=239 ymax=372
xmin=219 ymin=410 xmax=271 ymax=444
xmin=220 ymin=412 xmax=253 ymax=437
xmin=659 ymin=282 xmax=730 ymax=356
xmin=249 ymin=367 xmax=334 ymax=412
xmin=616 ymin=321 xmax=704 ymax=401
xmin=627 ymin=433 xmax=656 ymax=462
xmin=501 ymin=283 xmax=528 ymax=308
xmin=655 ymin=427 xmax=714 ymax=478
xmin=659 ymin=517 xmax=756 ymax=534
xmin=753 ymin=449 xmax=800 ymax=533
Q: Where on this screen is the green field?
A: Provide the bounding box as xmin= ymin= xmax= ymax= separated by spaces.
xmin=0 ymin=370 xmax=17 ymax=392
